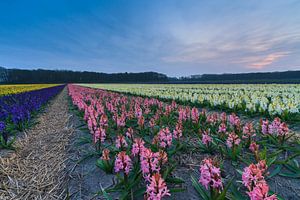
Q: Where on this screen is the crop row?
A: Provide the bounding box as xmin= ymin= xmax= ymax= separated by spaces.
xmin=0 ymin=84 xmax=61 ymax=96
xmin=81 ymin=84 xmax=300 ymax=120
xmin=69 ymin=84 xmax=300 ymax=200
xmin=0 ymin=85 xmax=65 ymax=148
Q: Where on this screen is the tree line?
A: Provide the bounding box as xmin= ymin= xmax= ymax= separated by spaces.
xmin=0 ymin=67 xmax=299 ymax=84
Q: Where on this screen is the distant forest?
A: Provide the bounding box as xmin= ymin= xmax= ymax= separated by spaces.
xmin=0 ymin=67 xmax=299 ymax=84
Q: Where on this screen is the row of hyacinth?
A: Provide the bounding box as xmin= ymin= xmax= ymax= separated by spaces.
xmin=0 ymin=85 xmax=64 ymax=145
xmin=81 ymin=84 xmax=300 ymax=118
xmin=68 ymin=84 xmax=294 ymax=200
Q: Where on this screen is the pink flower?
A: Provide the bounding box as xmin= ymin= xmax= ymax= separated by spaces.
xmin=146 ymin=173 xmax=170 ymax=200
xmin=116 ymin=114 xmax=126 ymax=127
xmin=261 ymin=119 xmax=269 ymax=135
xmin=173 ymin=122 xmax=183 ymax=139
xmin=206 ymin=113 xmax=218 ymax=124
xmin=242 ymin=160 xmax=267 ymax=190
xmin=220 ymin=112 xmax=227 ymax=122
xmin=247 ymin=182 xmax=277 ymax=200
xmin=99 ymin=114 xmax=108 ymax=127
xmin=202 ymin=130 xmax=212 ymax=145
xmin=249 ymin=142 xmax=259 ymax=153
xmin=94 ymin=127 xmax=106 ymax=143
xmin=199 ymin=158 xmax=223 ymax=192
xmin=125 ymin=127 xmax=134 ymax=139
xmin=115 ymin=135 xmax=128 ymax=149
xmin=229 ymin=113 xmax=241 ymax=130
xmin=157 ymin=150 xmax=168 ymax=165
xmin=138 ymin=116 xmax=145 ymax=127
xmin=218 ymin=123 xmax=227 ymax=133
xmin=262 ymin=118 xmax=289 ymax=137
xmin=269 ymin=118 xmax=289 ymax=137
xmin=101 ymin=149 xmax=110 ymax=161
xmin=164 ymin=105 xmax=172 ymax=116
xmin=243 ymin=122 xmax=256 ymax=139
xmin=132 ymin=138 xmax=145 ymax=156
xmin=226 ymin=132 xmax=241 ymax=148
xmin=158 ymin=127 xmax=173 ymax=148
xmin=114 ymin=151 xmax=132 ymax=175
xmin=149 ymin=118 xmax=156 ymax=128
xmin=191 ymin=107 xmax=199 ymax=123
xmin=135 ymin=106 xmax=142 ymax=118
xmin=140 ymin=148 xmax=160 ymax=181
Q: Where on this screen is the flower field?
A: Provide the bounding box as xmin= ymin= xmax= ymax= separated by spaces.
xmin=81 ymin=84 xmax=300 ymax=120
xmin=0 ymin=84 xmax=61 ymax=96
xmin=68 ymin=84 xmax=300 ymax=200
xmin=0 ymin=84 xmax=64 ymax=148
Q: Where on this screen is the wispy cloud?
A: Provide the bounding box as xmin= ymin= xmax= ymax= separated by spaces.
xmin=248 ymin=52 xmax=290 ymax=69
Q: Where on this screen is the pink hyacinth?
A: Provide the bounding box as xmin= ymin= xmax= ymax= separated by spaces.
xmin=158 ymin=127 xmax=173 ymax=148
xmin=242 ymin=160 xmax=267 ymax=190
xmin=157 ymin=150 xmax=168 ymax=165
xmin=132 ymin=138 xmax=145 ymax=156
xmin=247 ymin=182 xmax=277 ymax=200
xmin=243 ymin=122 xmax=256 ymax=139
xmin=138 ymin=116 xmax=145 ymax=127
xmin=101 ymin=149 xmax=110 ymax=161
xmin=116 ymin=114 xmax=126 ymax=127
xmin=191 ymin=107 xmax=199 ymax=123
xmin=199 ymin=158 xmax=223 ymax=192
xmin=125 ymin=127 xmax=134 ymax=139
xmin=262 ymin=118 xmax=289 ymax=137
xmin=114 ymin=151 xmax=132 ymax=175
xmin=269 ymin=118 xmax=289 ymax=137
xmin=140 ymin=148 xmax=160 ymax=181
xmin=220 ymin=112 xmax=227 ymax=122
xmin=115 ymin=135 xmax=128 ymax=149
xmin=226 ymin=132 xmax=241 ymax=148
xmin=99 ymin=114 xmax=108 ymax=127
xmin=94 ymin=127 xmax=106 ymax=143
xmin=202 ymin=130 xmax=212 ymax=145
xmin=149 ymin=118 xmax=156 ymax=128
xmin=249 ymin=142 xmax=259 ymax=153
xmin=146 ymin=173 xmax=170 ymax=200
xmin=218 ymin=123 xmax=227 ymax=133
xmin=206 ymin=113 xmax=218 ymax=124
xmin=261 ymin=119 xmax=269 ymax=135
xmin=173 ymin=122 xmax=183 ymax=139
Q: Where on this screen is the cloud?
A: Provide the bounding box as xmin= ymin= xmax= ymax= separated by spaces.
xmin=247 ymin=52 xmax=290 ymax=69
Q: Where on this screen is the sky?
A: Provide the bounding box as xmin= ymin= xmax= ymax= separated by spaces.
xmin=0 ymin=0 xmax=300 ymax=77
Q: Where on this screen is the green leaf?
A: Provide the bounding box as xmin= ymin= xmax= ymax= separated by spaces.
xmin=267 ymin=165 xmax=282 ymax=179
xmin=279 ymin=172 xmax=300 ymax=178
xmin=227 ymin=183 xmax=245 ymax=200
xmin=166 ymin=177 xmax=185 ymax=184
xmin=236 ymin=169 xmax=243 ymax=175
xmin=99 ymin=185 xmax=113 ymax=200
xmin=216 ymin=177 xmax=233 ymax=200
xmin=191 ymin=176 xmax=209 ymax=200
xmin=267 ymin=156 xmax=277 ymax=166
xmin=133 ymin=187 xmax=146 ymax=198
xmin=169 ymin=188 xmax=186 ymax=193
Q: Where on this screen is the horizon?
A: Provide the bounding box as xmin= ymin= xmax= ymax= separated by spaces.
xmin=2 ymin=66 xmax=300 ymax=78
xmin=1 ymin=0 xmax=300 ymax=76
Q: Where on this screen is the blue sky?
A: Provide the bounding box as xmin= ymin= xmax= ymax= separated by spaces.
xmin=0 ymin=0 xmax=299 ymax=76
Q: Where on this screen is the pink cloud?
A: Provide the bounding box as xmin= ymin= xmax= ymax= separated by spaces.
xmin=248 ymin=52 xmax=290 ymax=69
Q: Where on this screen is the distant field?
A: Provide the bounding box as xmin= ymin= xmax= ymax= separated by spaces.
xmin=80 ymin=84 xmax=300 ymax=120
xmin=0 ymin=84 xmax=61 ymax=96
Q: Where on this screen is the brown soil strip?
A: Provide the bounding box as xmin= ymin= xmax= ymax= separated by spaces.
xmin=0 ymin=87 xmax=74 ymax=200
